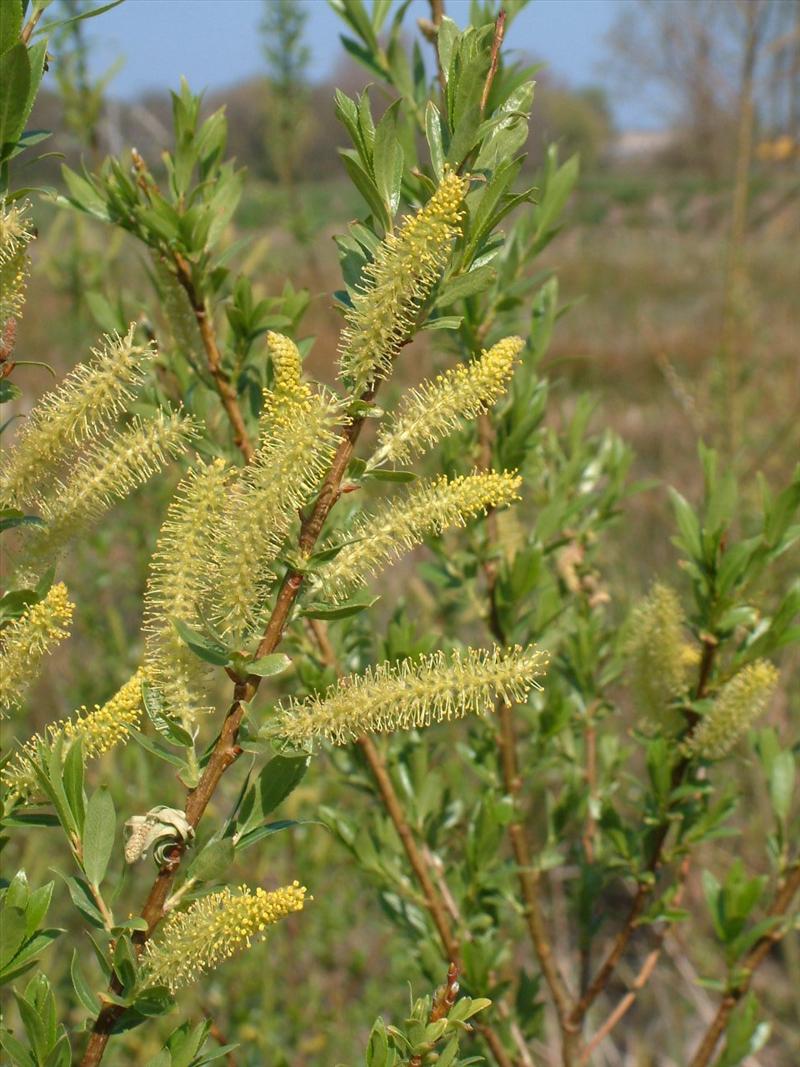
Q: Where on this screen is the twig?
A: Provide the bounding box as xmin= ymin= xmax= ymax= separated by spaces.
xmin=477 ymin=413 xmax=578 ymax=1064
xmin=480 ymin=10 xmax=506 ymax=116
xmin=20 ymin=7 xmax=43 ymax=44
xmin=580 ymin=857 xmax=691 ymax=1063
xmin=171 ymin=252 xmax=254 ymax=463
xmin=306 ymin=619 xmax=516 ymax=1067
xmin=569 ymin=638 xmax=716 ymax=1029
xmin=80 ymin=397 xmax=374 ymax=1066
xmin=409 ymin=962 xmax=461 ymax=1067
xmin=688 ymin=860 xmax=800 ymax=1067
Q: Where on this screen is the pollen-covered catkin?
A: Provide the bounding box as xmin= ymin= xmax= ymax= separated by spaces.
xmin=2 ymin=669 xmax=145 ymax=799
xmin=681 ymin=660 xmax=778 ymax=760
xmin=339 ymin=170 xmax=468 ymax=392
xmin=144 ymin=459 xmax=234 ymax=724
xmin=0 ymin=198 xmax=34 ymax=329
xmin=0 ymin=583 xmax=74 ymax=715
xmin=142 ymin=882 xmax=307 ymax=991
xmin=626 ymin=583 xmax=698 ymax=731
xmin=209 ymin=389 xmax=340 ymax=642
xmin=273 ymin=644 xmax=548 ymax=747
xmin=20 ymin=411 xmax=196 ymax=567
xmin=374 ymin=336 xmax=523 ymax=465
xmin=0 ymin=327 xmax=154 ymax=508
xmin=315 ymin=470 xmax=521 ymax=603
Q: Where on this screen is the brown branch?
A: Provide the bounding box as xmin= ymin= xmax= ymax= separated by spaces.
xmin=480 ymin=10 xmax=506 ymax=115
xmin=580 ymin=857 xmax=691 ymax=1063
xmin=305 ymin=619 xmax=516 ymax=1067
xmin=79 ymin=403 xmax=372 ymax=1067
xmin=409 ymin=962 xmax=460 ymax=1067
xmin=20 ymin=7 xmax=43 ymax=44
xmin=477 ymin=414 xmax=578 ymax=1064
xmin=568 ymin=638 xmax=716 ymax=1029
xmin=688 ymin=860 xmax=800 ymax=1067
xmin=171 ymin=252 xmax=254 ymax=463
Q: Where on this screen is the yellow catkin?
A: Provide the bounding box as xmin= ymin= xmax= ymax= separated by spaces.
xmin=314 ymin=470 xmax=521 ymax=603
xmin=0 ymin=584 xmax=74 ymax=715
xmin=0 ymin=198 xmax=34 ymax=328
xmin=20 ymin=411 xmax=196 ymax=567
xmin=339 ymin=170 xmax=468 ymax=392
xmin=374 ymin=337 xmax=523 ymax=465
xmin=626 ymin=583 xmax=698 ymax=731
xmin=142 ymin=882 xmax=307 ymax=991
xmin=209 ymin=390 xmax=340 ymax=642
xmin=681 ymin=661 xmax=779 ymax=760
xmin=144 ymin=460 xmax=233 ymax=725
xmin=0 ymin=326 xmax=154 ymax=509
xmin=2 ymin=669 xmax=145 ymax=799
xmin=273 ymin=644 xmax=549 ymax=747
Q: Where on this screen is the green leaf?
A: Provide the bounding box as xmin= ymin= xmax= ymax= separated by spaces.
xmin=239 ymin=755 xmax=309 ymax=836
xmin=172 ymin=617 xmax=231 ymax=666
xmin=187 ymin=838 xmax=234 ymax=882
xmin=769 ymin=750 xmax=795 ymax=823
xmin=364 ymin=468 xmax=417 ymax=482
xmin=62 ymin=739 xmax=85 ymax=836
xmin=0 ymin=380 xmax=22 ymax=403
xmin=0 ymin=906 xmax=27 ymax=971
xmin=246 ymin=653 xmax=291 ymax=678
xmin=302 ymin=594 xmax=379 ymax=620
xmin=37 ymin=0 xmax=124 ymax=35
xmin=0 ymin=43 xmax=31 ymax=158
xmin=142 ymin=681 xmax=195 ymax=748
xmin=71 ymin=950 xmax=101 ymax=1015
xmin=82 ymin=788 xmax=116 ymax=888
xmin=0 ymin=1 xmax=22 ymax=57
xmin=425 ymin=101 xmax=444 ymax=181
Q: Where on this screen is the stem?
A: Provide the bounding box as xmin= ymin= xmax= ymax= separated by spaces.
xmin=579 ymin=857 xmax=691 ymax=1063
xmin=79 ymin=403 xmax=371 ymax=1067
xmin=477 ymin=414 xmax=578 ymax=1064
xmin=20 ymin=7 xmax=43 ymax=44
xmin=171 ymin=252 xmax=254 ymax=463
xmin=688 ymin=860 xmax=800 ymax=1067
xmin=305 ymin=619 xmax=516 ymax=1067
xmin=569 ymin=638 xmax=716 ymax=1028
xmin=480 ymin=10 xmax=506 ymax=115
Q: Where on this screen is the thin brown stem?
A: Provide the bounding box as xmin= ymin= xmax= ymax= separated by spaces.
xmin=20 ymin=7 xmax=43 ymax=44
xmin=306 ymin=619 xmax=516 ymax=1067
xmin=569 ymin=638 xmax=716 ymax=1030
xmin=171 ymin=252 xmax=254 ymax=463
xmin=480 ymin=10 xmax=506 ymax=116
xmin=477 ymin=415 xmax=577 ymax=1064
xmin=80 ymin=405 xmax=371 ymax=1067
xmin=688 ymin=860 xmax=800 ymax=1067
xmin=580 ymin=857 xmax=691 ymax=1063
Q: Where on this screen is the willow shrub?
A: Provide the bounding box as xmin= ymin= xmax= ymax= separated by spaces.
xmin=1 ymin=3 xmax=798 ymax=1067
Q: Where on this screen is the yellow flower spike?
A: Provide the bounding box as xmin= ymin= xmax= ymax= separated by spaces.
xmin=681 ymin=661 xmax=779 ymax=760
xmin=142 ymin=882 xmax=307 ymax=991
xmin=144 ymin=460 xmax=234 ymax=725
xmin=625 ymin=583 xmax=697 ymax=732
xmin=375 ymin=336 xmax=523 ymax=466
xmin=21 ymin=411 xmax=197 ymax=567
xmin=0 ymin=326 xmax=155 ymax=510
xmin=0 ymin=198 xmax=34 ymax=329
xmin=314 ymin=469 xmax=521 ymax=603
xmin=2 ymin=669 xmax=146 ymax=800
xmin=210 ymin=389 xmax=340 ymax=643
xmin=0 ymin=583 xmax=74 ymax=716
xmin=273 ymin=645 xmax=549 ymax=748
xmin=339 ymin=170 xmax=469 ymax=392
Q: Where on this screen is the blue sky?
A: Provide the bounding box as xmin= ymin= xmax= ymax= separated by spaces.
xmin=79 ymin=0 xmax=654 ymax=128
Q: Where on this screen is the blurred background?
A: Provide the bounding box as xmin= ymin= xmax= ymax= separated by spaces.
xmin=10 ymin=0 xmax=800 ymax=1062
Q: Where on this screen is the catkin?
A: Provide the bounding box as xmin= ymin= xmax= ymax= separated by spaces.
xmin=273 ymin=644 xmax=548 ymax=747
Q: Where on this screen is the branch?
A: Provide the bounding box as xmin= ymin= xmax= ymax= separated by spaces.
xmin=79 ymin=400 xmax=373 ymax=1067
xmin=688 ymin=860 xmax=800 ymax=1067
xmin=580 ymin=857 xmax=691 ymax=1063
xmin=306 ymin=619 xmax=517 ymax=1067
xmin=569 ymin=637 xmax=716 ymax=1028
xmin=480 ymin=10 xmax=506 ymax=115
xmin=171 ymin=252 xmax=254 ymax=463
xmin=477 ymin=414 xmax=578 ymax=1063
